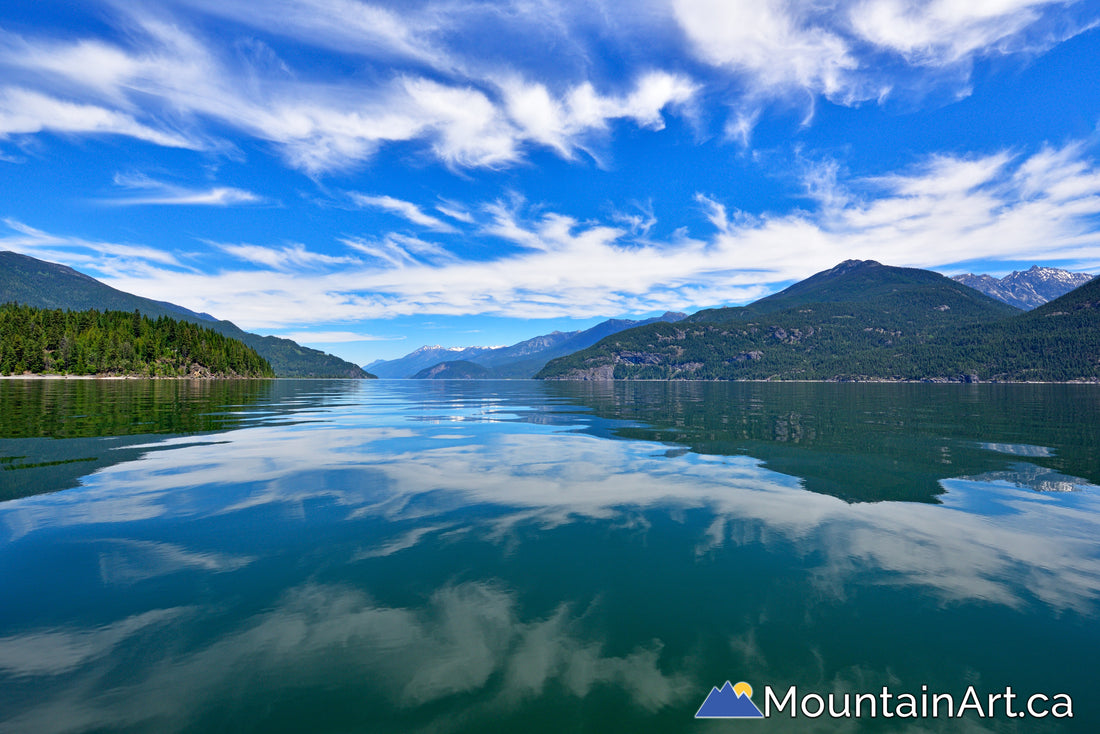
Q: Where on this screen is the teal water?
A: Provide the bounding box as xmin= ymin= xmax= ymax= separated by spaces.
xmin=0 ymin=379 xmax=1098 ymax=732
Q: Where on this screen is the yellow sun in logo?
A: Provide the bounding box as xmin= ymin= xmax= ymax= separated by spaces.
xmin=733 ymin=682 xmax=753 ymax=699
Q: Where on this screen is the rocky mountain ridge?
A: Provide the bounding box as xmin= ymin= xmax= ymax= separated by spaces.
xmin=952 ymin=265 xmax=1094 ymax=310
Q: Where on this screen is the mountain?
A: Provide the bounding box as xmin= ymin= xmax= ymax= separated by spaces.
xmin=964 ymin=273 xmax=1100 ymax=381
xmin=376 ymin=312 xmax=687 ymax=379
xmin=536 ymin=259 xmax=1100 ymax=382
xmin=0 ymin=252 xmax=373 ymax=378
xmin=1 ymin=302 xmax=275 ymax=378
xmin=688 ymin=259 xmax=1017 ymax=323
xmin=366 ymin=344 xmax=495 ymax=378
xmin=411 ymin=360 xmax=492 ymax=379
xmin=952 ymin=265 xmax=1094 ymax=310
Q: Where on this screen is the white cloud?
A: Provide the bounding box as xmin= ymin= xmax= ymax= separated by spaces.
xmin=341 ymin=233 xmax=454 ymax=268
xmin=673 ymin=0 xmax=861 ymax=100
xmin=0 ymin=87 xmax=195 ymax=148
xmin=0 ymin=218 xmax=185 ymax=269
xmin=145 ymin=187 xmax=260 ymax=206
xmin=1 ymin=0 xmax=1087 ymax=174
xmin=848 ymin=0 xmax=1073 ymax=66
xmin=673 ymin=0 xmax=1093 ymax=131
xmin=435 ymin=201 xmax=476 ymax=224
xmin=349 ymin=193 xmax=458 ymax=232
xmin=273 ymin=330 xmax=406 ymax=343
xmin=7 ymin=141 xmax=1100 ymax=327
xmin=164 ymin=0 xmax=444 ymax=66
xmin=0 ymin=11 xmax=696 ymax=175
xmin=108 ymin=172 xmax=262 ymax=206
xmin=501 ymin=72 xmax=697 ymax=160
xmin=213 ymin=241 xmax=360 ymax=270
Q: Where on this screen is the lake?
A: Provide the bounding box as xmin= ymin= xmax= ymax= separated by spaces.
xmin=1 ymin=379 xmax=1097 ymax=732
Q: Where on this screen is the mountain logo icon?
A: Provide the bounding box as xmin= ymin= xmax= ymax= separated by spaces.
xmin=695 ymin=681 xmax=765 ymax=718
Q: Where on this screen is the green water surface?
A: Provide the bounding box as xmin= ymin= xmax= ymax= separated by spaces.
xmin=0 ymin=379 xmax=1097 ymax=733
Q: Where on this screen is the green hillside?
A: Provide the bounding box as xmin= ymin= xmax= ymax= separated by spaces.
xmin=0 ymin=252 xmax=373 ymax=378
xmin=537 ymin=260 xmax=1099 ymax=382
xmin=689 ymin=260 xmax=1019 ymax=322
xmin=927 ymin=274 xmax=1100 ymax=382
xmin=0 ymin=303 xmax=274 ymax=377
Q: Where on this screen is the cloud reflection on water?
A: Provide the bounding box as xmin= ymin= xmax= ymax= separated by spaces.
xmin=2 ymin=410 xmax=1099 ymax=614
xmin=0 ymin=581 xmax=688 ymax=734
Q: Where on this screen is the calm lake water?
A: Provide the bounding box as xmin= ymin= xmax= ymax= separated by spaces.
xmin=1 ymin=379 xmax=1098 ymax=733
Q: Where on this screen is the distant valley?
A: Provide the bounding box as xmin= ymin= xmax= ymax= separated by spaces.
xmin=366 ymin=313 xmax=686 ymax=379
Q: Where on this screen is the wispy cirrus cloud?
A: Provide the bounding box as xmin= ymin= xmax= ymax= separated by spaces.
xmin=0 ymin=218 xmax=185 ymax=269
xmin=349 ymin=193 xmax=457 ymax=232
xmin=88 ymin=140 xmax=1100 ymax=327
xmin=848 ymin=0 xmax=1091 ymax=66
xmin=8 ymin=139 xmax=1100 ymax=327
xmin=211 ymin=241 xmax=360 ymax=270
xmin=0 ymin=87 xmax=196 ymax=149
xmin=107 ymin=172 xmax=263 ymax=206
xmin=435 ymin=201 xmax=476 ymax=224
xmin=0 ymin=7 xmax=697 ymax=174
xmin=163 ymin=0 xmax=446 ymax=66
xmin=4 ymin=1 xmax=1080 ymax=175
xmin=341 ymin=233 xmax=454 ymax=268
xmin=273 ymin=330 xmax=407 ymax=343
xmin=672 ymin=0 xmax=1095 ymax=135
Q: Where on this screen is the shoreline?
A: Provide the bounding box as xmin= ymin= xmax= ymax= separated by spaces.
xmin=537 ymin=378 xmax=1100 ymax=385
xmin=1 ymin=374 xmax=1095 ymax=384
xmin=388 ymin=376 xmax=1099 ymax=385
xmin=0 ymin=374 xmax=275 ymax=381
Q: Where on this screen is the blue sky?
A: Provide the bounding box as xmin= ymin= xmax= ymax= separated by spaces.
xmin=2 ymin=0 xmax=1100 ymax=364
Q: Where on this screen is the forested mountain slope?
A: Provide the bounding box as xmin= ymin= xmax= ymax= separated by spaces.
xmin=0 ymin=303 xmax=274 ymax=377
xmin=537 ymin=261 xmax=1098 ymax=382
xmin=0 ymin=252 xmax=372 ymax=378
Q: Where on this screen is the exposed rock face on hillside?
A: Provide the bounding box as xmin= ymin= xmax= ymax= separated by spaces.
xmin=953 ymin=266 xmax=1094 ymax=310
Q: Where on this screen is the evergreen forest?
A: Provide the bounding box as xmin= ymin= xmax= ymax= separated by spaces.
xmin=0 ymin=303 xmax=275 ymax=378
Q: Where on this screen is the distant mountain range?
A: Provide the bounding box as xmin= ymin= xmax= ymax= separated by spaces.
xmin=365 ymin=344 xmax=495 ymax=378
xmin=367 ymin=313 xmax=687 ymax=378
xmin=952 ymin=265 xmax=1094 ymax=310
xmin=0 ymin=252 xmax=373 ymax=378
xmin=9 ymin=249 xmax=1095 ymax=383
xmin=538 ymin=260 xmax=1100 ymax=382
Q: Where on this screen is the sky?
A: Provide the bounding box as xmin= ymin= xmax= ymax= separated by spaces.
xmin=2 ymin=1 xmax=1100 ymax=365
